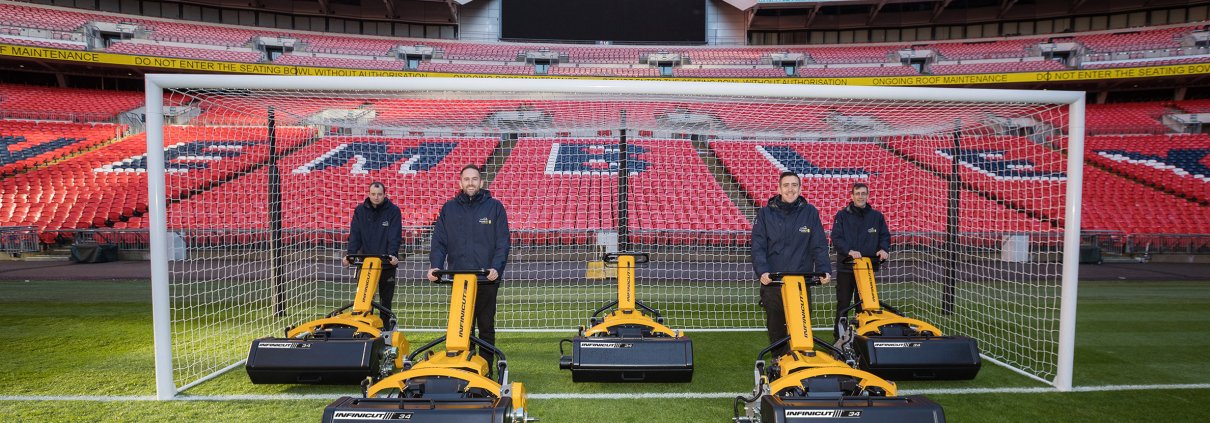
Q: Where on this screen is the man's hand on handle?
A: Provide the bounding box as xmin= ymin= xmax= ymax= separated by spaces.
xmin=848 ymin=250 xmax=862 ymax=260
xmin=876 ymin=250 xmax=889 ymax=261
xmin=487 ymin=269 xmax=499 ymax=281
xmin=389 ymin=255 xmax=399 ymax=266
xmin=819 ymin=273 xmax=831 ymax=284
xmin=344 ymin=256 xmax=355 ymax=265
xmin=427 ymin=268 xmax=439 ymax=282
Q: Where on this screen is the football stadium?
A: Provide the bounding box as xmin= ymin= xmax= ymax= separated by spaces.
xmin=1 ymin=0 xmax=1209 ymax=421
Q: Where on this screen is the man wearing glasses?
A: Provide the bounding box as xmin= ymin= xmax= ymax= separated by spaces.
xmin=830 ymin=183 xmax=891 ymax=342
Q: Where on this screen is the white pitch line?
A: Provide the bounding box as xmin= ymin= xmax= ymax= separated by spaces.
xmin=530 ymin=392 xmax=741 ymax=399
xmin=3 ymin=384 xmax=1209 ymax=402
xmin=0 ymin=395 xmax=157 ymax=402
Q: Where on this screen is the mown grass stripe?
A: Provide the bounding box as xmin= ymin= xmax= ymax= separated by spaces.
xmin=4 ymin=383 xmax=1208 ymax=402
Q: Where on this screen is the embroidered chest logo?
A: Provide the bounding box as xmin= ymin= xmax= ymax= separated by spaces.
xmin=479 ymin=217 xmax=492 ymax=224
xmin=382 ymin=221 xmax=389 ymax=226
xmin=799 ymin=226 xmax=810 ymax=233
xmin=868 ymin=228 xmax=877 ymax=233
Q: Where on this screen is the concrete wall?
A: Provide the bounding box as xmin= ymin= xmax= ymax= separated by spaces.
xmin=708 ymin=0 xmax=747 ymax=45
xmin=458 ymin=0 xmax=500 ymax=42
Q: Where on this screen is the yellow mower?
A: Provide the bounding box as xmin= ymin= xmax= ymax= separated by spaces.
xmin=559 ymin=252 xmax=693 ymax=383
xmin=733 ymin=272 xmax=944 ymax=423
xmin=246 ymin=254 xmax=408 ymax=385
xmin=834 ymin=257 xmax=981 ymax=380
xmin=322 ymin=269 xmax=535 ymax=423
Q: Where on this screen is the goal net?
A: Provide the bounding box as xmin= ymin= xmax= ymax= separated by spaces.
xmin=145 ymin=76 xmax=1083 ymax=398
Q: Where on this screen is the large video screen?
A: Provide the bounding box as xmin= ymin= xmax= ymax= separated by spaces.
xmin=501 ymin=0 xmax=707 ymax=44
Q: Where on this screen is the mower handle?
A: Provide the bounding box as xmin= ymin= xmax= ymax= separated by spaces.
xmin=602 ymin=252 xmax=650 ymax=263
xmin=432 ymin=269 xmax=493 ymax=284
xmin=343 ymin=254 xmax=397 ymax=265
xmin=766 ymin=272 xmax=828 ymax=286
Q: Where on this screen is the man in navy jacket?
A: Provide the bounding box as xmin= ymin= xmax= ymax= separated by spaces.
xmin=830 ymin=183 xmax=891 ymax=341
xmin=752 ymin=171 xmax=832 ymax=358
xmin=427 ymin=164 xmax=510 ymax=365
xmin=346 ymin=181 xmax=402 ymax=315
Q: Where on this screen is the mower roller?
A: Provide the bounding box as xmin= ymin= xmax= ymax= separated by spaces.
xmin=321 ymin=269 xmax=535 ymax=423
xmin=835 ymin=257 xmax=981 ymax=380
xmin=559 ymin=252 xmax=693 ymax=383
xmin=733 ymin=272 xmax=945 ymax=423
xmin=245 ymin=254 xmax=409 ymax=385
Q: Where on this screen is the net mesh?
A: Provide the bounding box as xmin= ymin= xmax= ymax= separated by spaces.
xmin=147 ymin=87 xmax=1071 ymax=390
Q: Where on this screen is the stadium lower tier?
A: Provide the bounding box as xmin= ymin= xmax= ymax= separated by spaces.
xmin=489 ymin=138 xmax=750 ymax=245
xmin=5 ymin=128 xmax=1207 ymax=242
xmin=0 ymin=126 xmax=314 ymax=235
xmin=711 ymin=140 xmax=1059 ymax=234
xmin=1 ymin=120 xmax=126 ymax=176
xmin=883 ymin=136 xmax=1068 ymax=224
xmin=1086 ymin=134 xmax=1210 ymax=203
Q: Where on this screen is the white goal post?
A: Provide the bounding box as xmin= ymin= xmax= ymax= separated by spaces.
xmin=145 ymin=74 xmax=1084 ymax=400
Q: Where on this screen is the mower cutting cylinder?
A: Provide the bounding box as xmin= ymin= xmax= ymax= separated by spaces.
xmin=246 ymin=337 xmax=387 ymax=385
xmin=840 ymin=257 xmax=982 ymax=380
xmin=560 ymin=252 xmax=694 ymax=383
xmin=322 ymin=396 xmax=526 ymax=423
xmin=559 ymin=334 xmax=693 ymax=383
xmin=753 ymin=395 xmax=946 ymax=423
xmin=851 ymin=335 xmax=981 ymax=380
xmin=245 ymin=255 xmax=403 ymax=385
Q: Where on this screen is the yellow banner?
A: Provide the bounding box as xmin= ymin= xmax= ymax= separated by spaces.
xmin=5 ymin=43 xmax=1210 ymax=86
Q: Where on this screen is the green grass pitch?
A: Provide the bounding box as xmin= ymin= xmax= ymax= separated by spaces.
xmin=2 ymin=280 xmax=1209 ymax=422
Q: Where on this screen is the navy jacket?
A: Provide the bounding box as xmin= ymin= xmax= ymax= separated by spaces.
xmin=752 ymin=195 xmax=832 ymax=278
xmin=831 ymin=202 xmax=891 ymax=273
xmin=429 ymin=189 xmax=510 ymax=280
xmin=347 ymin=197 xmax=402 ymax=265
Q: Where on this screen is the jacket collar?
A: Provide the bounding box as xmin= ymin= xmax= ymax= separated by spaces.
xmin=456 ymin=189 xmax=491 ymax=206
xmin=845 ymin=201 xmax=871 ymax=216
xmin=767 ymin=195 xmax=806 ymax=214
xmin=363 ymin=197 xmax=393 ymax=211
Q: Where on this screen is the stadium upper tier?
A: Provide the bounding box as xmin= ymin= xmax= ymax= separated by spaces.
xmin=104 ymin=41 xmax=263 ymax=63
xmin=0 ymin=83 xmax=143 ymax=122
xmin=2 ymin=3 xmax=1209 ymax=77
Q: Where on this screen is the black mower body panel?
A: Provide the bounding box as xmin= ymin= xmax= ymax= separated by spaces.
xmin=853 ymin=335 xmax=981 ymax=380
xmin=245 ymin=337 xmax=385 ymax=384
xmin=561 ymin=336 xmax=693 ymax=383
xmin=322 ymin=396 xmax=512 ymax=423
xmin=760 ymin=395 xmax=945 ymax=423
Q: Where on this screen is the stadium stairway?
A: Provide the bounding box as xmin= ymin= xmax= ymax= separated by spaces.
xmin=694 ymin=138 xmax=757 ymax=222
xmin=482 ymin=136 xmax=518 ymax=190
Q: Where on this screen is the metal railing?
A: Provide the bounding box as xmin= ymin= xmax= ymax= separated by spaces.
xmin=0 ymin=109 xmax=120 ymax=123
xmin=1081 ymin=230 xmax=1127 ymax=255
xmin=1 ymin=226 xmax=40 ymax=254
xmin=1128 ymin=233 xmax=1210 ymax=255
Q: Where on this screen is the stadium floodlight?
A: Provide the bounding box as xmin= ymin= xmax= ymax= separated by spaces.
xmin=144 ymin=74 xmax=1083 ymax=400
